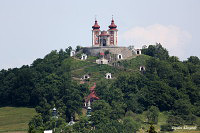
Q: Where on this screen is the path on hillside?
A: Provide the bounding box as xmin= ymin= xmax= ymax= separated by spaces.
xmin=110 ymin=64 xmax=139 ymax=73
xmin=108 ymin=55 xmax=139 ymax=73
xmin=71 ymin=60 xmax=97 ymax=73
xmin=71 ymin=57 xmax=98 ymax=80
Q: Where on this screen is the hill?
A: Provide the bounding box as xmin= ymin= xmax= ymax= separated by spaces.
xmin=0 ymin=44 xmax=200 ymax=132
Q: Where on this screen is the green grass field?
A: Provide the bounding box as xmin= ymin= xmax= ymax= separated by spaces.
xmin=0 ymin=107 xmax=36 ymax=133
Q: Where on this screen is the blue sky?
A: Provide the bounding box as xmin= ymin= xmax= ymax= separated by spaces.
xmin=0 ymin=0 xmax=200 ymax=69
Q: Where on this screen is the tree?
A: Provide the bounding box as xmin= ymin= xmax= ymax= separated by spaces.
xmin=173 ymin=99 xmax=192 ymax=116
xmin=123 ymin=117 xmax=141 ymax=133
xmin=187 ymin=56 xmax=200 ymax=65
xmin=125 ymin=110 xmax=135 ymax=117
xmin=35 ymin=98 xmax=51 ymax=123
xmin=110 ymin=101 xmax=126 ymax=120
xmin=45 ymin=117 xmax=66 ymax=131
xmin=61 ymin=84 xmax=83 ymax=121
xmin=146 ymin=106 xmax=159 ymax=124
xmin=145 ymin=58 xmax=160 ymax=79
xmin=142 ymin=43 xmax=169 ymax=60
xmin=90 ymin=100 xmax=112 ymax=126
xmin=168 ymin=72 xmax=184 ymax=89
xmin=76 ymin=45 xmax=82 ymax=52
xmin=192 ymin=71 xmax=200 ymax=86
xmin=168 ymin=56 xmax=180 ymax=62
xmin=184 ymin=113 xmax=197 ymax=125
xmin=147 ymin=124 xmax=157 ymax=133
xmin=28 ymin=113 xmax=44 ymax=133
xmin=167 ymin=115 xmax=184 ymax=126
xmin=72 ymin=116 xmax=91 ymax=132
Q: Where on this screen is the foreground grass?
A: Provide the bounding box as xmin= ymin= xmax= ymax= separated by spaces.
xmin=0 ymin=107 xmax=36 ymax=132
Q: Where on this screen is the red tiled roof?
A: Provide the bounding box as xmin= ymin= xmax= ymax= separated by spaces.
xmin=86 ymin=91 xmax=100 ymax=102
xmin=90 ymin=83 xmax=96 ymax=91
xmin=109 ymin=19 xmax=117 ymax=29
xmin=92 ymin=20 xmax=100 ymax=29
xmin=100 ymin=52 xmax=104 ymax=55
xmin=99 ymin=31 xmax=109 ymax=36
xmin=85 ymin=83 xmax=100 ymax=102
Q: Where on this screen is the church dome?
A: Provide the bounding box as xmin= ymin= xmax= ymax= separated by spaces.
xmin=92 ymin=20 xmax=100 ymax=30
xmin=109 ymin=19 xmax=117 ymax=30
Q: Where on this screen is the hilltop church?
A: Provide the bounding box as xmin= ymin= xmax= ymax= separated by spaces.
xmin=70 ymin=18 xmax=142 ymax=64
xmin=92 ymin=18 xmax=118 ymax=47
xmin=82 ymin=18 xmax=141 ymax=63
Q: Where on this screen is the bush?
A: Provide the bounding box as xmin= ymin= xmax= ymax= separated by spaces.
xmin=160 ymin=124 xmax=173 ymax=131
xmin=76 ymin=45 xmax=82 ymax=52
xmin=123 ymin=117 xmax=141 ymax=133
xmin=167 ymin=115 xmax=184 ymax=126
xmin=125 ymin=110 xmax=136 ymax=117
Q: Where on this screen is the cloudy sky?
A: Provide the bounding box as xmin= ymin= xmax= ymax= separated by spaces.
xmin=0 ymin=0 xmax=200 ymax=69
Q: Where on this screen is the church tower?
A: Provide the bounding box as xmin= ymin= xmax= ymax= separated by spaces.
xmin=92 ymin=19 xmax=100 ymax=46
xmin=108 ymin=18 xmax=118 ymax=46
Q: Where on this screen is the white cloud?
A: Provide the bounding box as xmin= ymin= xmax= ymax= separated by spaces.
xmin=122 ymin=24 xmax=192 ymax=59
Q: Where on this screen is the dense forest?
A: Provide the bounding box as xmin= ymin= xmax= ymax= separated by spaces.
xmin=0 ymin=44 xmax=200 ymax=132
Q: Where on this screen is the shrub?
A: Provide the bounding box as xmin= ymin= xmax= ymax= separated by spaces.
xmin=160 ymin=124 xmax=173 ymax=131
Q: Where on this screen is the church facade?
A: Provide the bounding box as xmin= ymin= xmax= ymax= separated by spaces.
xmin=92 ymin=18 xmax=118 ymax=47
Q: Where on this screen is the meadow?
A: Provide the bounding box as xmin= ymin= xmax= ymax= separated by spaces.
xmin=0 ymin=107 xmax=36 ymax=133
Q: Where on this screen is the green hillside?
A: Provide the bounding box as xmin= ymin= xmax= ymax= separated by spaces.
xmin=70 ymin=54 xmax=150 ymax=82
xmin=0 ymin=107 xmax=36 ymax=133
